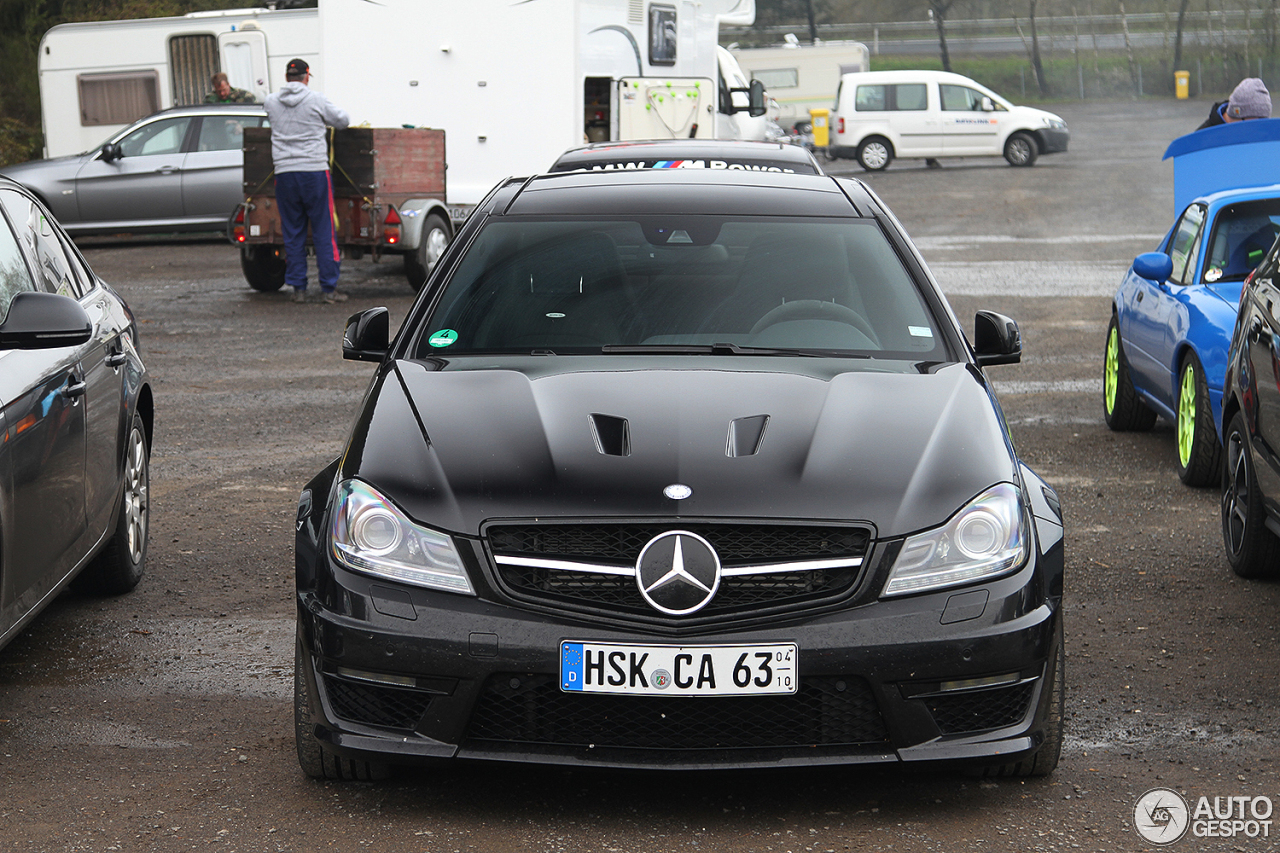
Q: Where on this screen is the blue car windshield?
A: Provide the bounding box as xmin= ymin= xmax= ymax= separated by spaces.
xmin=1204 ymin=200 xmax=1280 ymax=283
xmin=416 ymin=217 xmax=947 ymax=359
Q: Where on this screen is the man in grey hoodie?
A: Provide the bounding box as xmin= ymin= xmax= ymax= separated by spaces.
xmin=264 ymin=58 xmax=351 ymax=303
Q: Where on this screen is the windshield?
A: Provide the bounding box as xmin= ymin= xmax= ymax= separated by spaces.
xmin=1203 ymin=199 xmax=1280 ymax=283
xmin=414 ymin=217 xmax=947 ymax=359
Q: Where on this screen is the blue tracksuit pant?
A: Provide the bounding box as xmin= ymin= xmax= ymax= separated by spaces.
xmin=276 ymin=170 xmax=340 ymax=292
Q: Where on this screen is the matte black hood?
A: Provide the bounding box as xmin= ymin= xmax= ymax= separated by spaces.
xmin=342 ymin=357 xmax=1018 ymax=538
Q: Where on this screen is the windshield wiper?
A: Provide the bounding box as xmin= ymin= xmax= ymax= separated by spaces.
xmin=600 ymin=343 xmax=857 ymax=357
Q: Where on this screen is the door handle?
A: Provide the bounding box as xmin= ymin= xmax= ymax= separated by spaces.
xmin=156 ymin=166 xmax=176 ymax=174
xmin=1136 ymin=290 xmax=1144 ymax=302
xmin=106 ymin=348 xmax=128 ymax=368
xmin=63 ymin=377 xmax=87 ymax=398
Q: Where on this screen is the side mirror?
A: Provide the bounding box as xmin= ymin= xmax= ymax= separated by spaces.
xmin=747 ymin=79 xmax=767 ymax=117
xmin=974 ymin=310 xmax=1021 ymax=367
xmin=343 ymin=307 xmax=389 ymax=362
xmin=0 ymin=291 xmax=92 ymax=350
xmin=1132 ymin=252 xmax=1174 ymax=284
xmin=100 ymin=142 xmax=122 ymax=163
xmin=981 ymin=97 xmax=995 ymax=112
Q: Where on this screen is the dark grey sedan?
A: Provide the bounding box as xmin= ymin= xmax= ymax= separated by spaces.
xmin=1 ymin=105 xmax=266 ymax=236
xmin=0 ymin=177 xmax=152 ymax=651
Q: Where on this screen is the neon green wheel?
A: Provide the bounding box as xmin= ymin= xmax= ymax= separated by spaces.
xmin=1104 ymin=327 xmax=1120 ymax=415
xmin=1177 ymin=362 xmax=1196 ymax=468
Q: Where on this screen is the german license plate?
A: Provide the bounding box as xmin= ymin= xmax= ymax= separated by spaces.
xmin=559 ymin=641 xmax=797 ymax=696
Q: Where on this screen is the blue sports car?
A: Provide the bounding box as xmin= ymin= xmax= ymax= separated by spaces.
xmin=1106 ymin=122 xmax=1280 ymax=486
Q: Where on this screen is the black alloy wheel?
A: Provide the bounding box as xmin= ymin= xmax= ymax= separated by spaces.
xmin=1222 ymin=413 xmax=1280 ymax=578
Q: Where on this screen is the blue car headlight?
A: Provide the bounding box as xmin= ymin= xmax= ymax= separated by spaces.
xmin=330 ymin=479 xmax=474 ymax=595
xmin=882 ymin=483 xmax=1030 ymax=597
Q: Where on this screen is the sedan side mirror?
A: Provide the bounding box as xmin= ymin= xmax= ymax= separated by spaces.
xmin=0 ymin=292 xmax=92 ymax=350
xmin=343 ymin=307 xmax=389 ymax=362
xmin=974 ymin=310 xmax=1021 ymax=367
xmin=100 ymin=142 xmax=122 ymax=163
xmin=1132 ymin=251 xmax=1174 ymax=284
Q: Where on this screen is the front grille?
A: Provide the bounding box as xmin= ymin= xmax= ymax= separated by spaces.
xmin=466 ymin=673 xmax=888 ymax=749
xmin=488 ymin=523 xmax=870 ymax=617
xmin=926 ymin=681 xmax=1036 ymax=735
xmin=323 ymin=675 xmax=434 ymax=730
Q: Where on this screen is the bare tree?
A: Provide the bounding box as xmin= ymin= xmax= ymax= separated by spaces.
xmin=1029 ymin=0 xmax=1050 ymax=95
xmin=1173 ymin=0 xmax=1192 ymax=70
xmin=927 ymin=0 xmax=958 ymax=73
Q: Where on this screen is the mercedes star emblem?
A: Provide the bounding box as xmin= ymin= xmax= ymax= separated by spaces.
xmin=635 ymin=530 xmax=721 ymax=615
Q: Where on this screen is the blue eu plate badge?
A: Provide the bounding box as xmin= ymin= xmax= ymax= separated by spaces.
xmin=562 ymin=642 xmax=585 ymax=691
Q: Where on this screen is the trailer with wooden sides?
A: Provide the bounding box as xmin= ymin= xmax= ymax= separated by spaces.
xmin=230 ymin=125 xmax=450 ymax=291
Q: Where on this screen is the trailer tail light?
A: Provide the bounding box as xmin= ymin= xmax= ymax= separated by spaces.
xmin=382 ymin=207 xmax=401 ymax=245
xmin=837 ymin=117 xmax=845 ymax=134
xmin=232 ymin=206 xmax=246 ymax=243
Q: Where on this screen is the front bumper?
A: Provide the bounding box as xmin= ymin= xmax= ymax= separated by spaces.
xmin=296 ymin=540 xmax=1062 ymax=770
xmin=1038 ymin=127 xmax=1070 ymax=154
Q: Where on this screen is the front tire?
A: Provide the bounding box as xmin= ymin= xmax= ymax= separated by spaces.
xmin=241 ymin=245 xmax=286 ymax=292
xmin=1222 ymin=413 xmax=1280 ymax=578
xmin=1103 ymin=315 xmax=1157 ymax=431
xmin=856 ymin=137 xmax=892 ymax=171
xmin=403 ymin=213 xmax=450 ymax=291
xmin=1176 ymin=353 xmax=1222 ymax=486
xmin=1004 ymin=132 xmax=1039 ymax=167
xmin=77 ymin=412 xmax=148 ymax=595
xmin=294 ymin=633 xmax=391 ymax=781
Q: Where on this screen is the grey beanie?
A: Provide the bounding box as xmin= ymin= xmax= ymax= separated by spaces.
xmin=1228 ymin=78 xmax=1271 ymax=120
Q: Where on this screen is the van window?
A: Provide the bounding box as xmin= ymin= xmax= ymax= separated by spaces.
xmin=77 ymin=71 xmax=160 ymax=127
xmin=940 ymin=84 xmax=1007 ymax=112
xmin=855 ymin=84 xmax=927 ymax=112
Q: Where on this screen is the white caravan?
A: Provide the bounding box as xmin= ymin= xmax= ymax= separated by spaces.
xmin=38 ymin=7 xmax=317 ymax=158
xmin=732 ymin=39 xmax=870 ymax=129
xmin=317 ymin=0 xmax=768 ymax=218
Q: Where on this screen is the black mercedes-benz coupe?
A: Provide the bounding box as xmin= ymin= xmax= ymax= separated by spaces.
xmin=294 ymin=168 xmax=1064 ymax=780
xmin=0 ymin=177 xmax=152 ymax=652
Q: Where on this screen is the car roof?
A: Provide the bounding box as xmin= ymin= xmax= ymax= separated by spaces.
xmin=550 ymin=139 xmax=823 ymax=175
xmin=1196 ymin=183 xmax=1280 ymax=208
xmin=492 ymin=169 xmax=875 ymax=218
xmin=137 ymin=103 xmax=267 ymax=121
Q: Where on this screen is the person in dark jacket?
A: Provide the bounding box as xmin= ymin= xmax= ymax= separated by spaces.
xmin=263 ymin=58 xmax=351 ymax=303
xmin=205 ymin=72 xmax=255 ymax=104
xmin=1198 ymin=78 xmax=1272 ymax=129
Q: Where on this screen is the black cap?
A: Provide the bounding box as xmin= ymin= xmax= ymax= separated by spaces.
xmin=286 ymin=58 xmax=309 ymax=76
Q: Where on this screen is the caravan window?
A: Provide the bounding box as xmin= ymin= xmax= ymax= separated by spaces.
xmin=752 ymin=68 xmax=799 ymax=89
xmin=77 ymin=72 xmax=160 ymax=127
xmin=648 ymin=5 xmax=677 ymax=66
xmin=169 ymin=33 xmax=219 ymax=106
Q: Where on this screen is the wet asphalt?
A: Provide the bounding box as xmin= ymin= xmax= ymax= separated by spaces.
xmin=0 ymin=97 xmax=1276 ymax=852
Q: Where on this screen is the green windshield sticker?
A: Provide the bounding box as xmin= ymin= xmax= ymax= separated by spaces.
xmin=429 ymin=329 xmax=458 ymax=348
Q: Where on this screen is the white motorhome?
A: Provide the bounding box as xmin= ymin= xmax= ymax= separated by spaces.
xmin=317 ymin=0 xmax=768 ymax=218
xmin=732 ymin=38 xmax=870 ymax=129
xmin=38 ymin=7 xmax=317 ymax=158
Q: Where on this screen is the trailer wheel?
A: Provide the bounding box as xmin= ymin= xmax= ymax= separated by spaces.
xmin=241 ymin=245 xmax=286 ymax=292
xmin=404 ymin=213 xmax=451 ymax=291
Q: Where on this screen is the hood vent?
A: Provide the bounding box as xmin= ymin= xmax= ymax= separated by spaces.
xmin=589 ymin=413 xmax=631 ymax=457
xmin=727 ymin=415 xmax=770 ymax=458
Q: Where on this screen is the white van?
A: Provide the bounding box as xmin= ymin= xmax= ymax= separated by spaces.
xmin=830 ymin=69 xmax=1069 ymax=171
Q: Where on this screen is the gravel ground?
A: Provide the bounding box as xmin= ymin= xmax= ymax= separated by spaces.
xmin=0 ymin=97 xmax=1276 ymax=852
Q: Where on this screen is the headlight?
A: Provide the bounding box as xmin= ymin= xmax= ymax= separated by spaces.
xmin=882 ymin=482 xmax=1030 ymax=598
xmin=331 ymin=479 xmax=474 ymax=595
